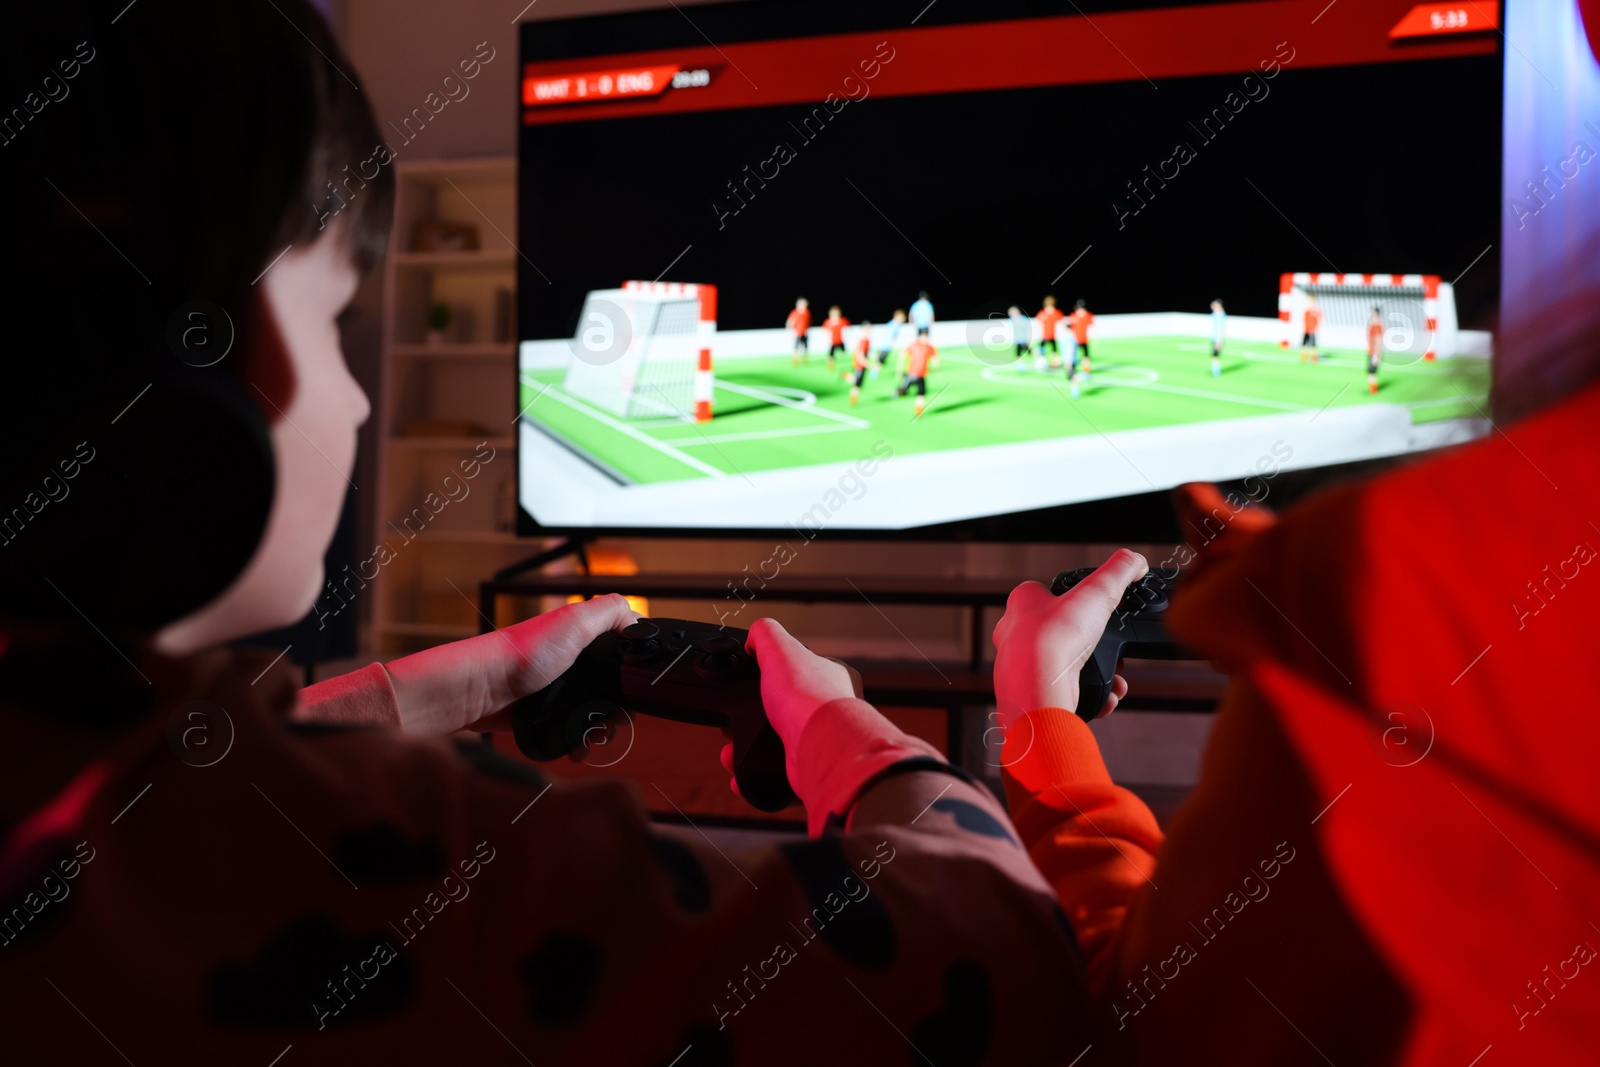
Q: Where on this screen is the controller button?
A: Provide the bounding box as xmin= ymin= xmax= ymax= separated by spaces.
xmin=621 ymin=621 xmax=660 ymax=642
xmin=695 ymin=634 xmax=742 ymax=657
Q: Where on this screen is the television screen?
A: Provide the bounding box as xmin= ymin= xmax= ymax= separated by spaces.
xmin=515 ymin=0 xmax=1501 ymax=539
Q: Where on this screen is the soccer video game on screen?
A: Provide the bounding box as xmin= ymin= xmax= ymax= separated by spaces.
xmin=514 ymin=0 xmax=1501 ymax=537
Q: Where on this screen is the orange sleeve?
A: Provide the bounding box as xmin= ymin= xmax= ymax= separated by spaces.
xmin=999 ymin=709 xmax=1163 ymax=994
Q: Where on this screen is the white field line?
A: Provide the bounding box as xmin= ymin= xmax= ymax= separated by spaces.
xmin=969 ymin=356 xmax=1314 ymax=412
xmin=669 ymin=423 xmax=862 ymax=446
xmin=1230 ymin=346 xmax=1480 ymax=375
xmin=713 ymin=380 xmax=870 ymax=428
xmin=1406 ymin=394 xmax=1489 ymax=409
xmin=977 ymin=365 xmax=1159 ymax=387
xmin=1113 ymin=379 xmax=1315 ymax=412
xmin=524 ymin=374 xmax=726 ymax=479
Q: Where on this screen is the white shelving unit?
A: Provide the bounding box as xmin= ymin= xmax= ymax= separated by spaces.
xmin=371 ymin=156 xmax=545 ymax=654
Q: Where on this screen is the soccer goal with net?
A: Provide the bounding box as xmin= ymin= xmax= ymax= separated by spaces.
xmin=562 ymin=280 xmax=718 ymax=421
xmin=1277 ymin=273 xmax=1459 ymax=361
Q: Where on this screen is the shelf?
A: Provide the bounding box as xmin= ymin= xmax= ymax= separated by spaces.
xmin=389 ymin=435 xmax=515 ymax=450
xmin=379 ymin=622 xmax=480 ymax=639
xmin=394 ymin=250 xmax=516 ymax=269
xmin=374 ymin=155 xmax=520 ymax=661
xmin=396 ymin=157 xmax=516 ymax=179
xmin=392 ymin=343 xmax=516 ymax=359
xmin=384 ymin=529 xmax=523 ymax=545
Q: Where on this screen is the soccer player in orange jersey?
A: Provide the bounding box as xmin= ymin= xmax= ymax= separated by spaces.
xmin=1301 ymin=293 xmax=1322 ymax=363
xmin=823 ymin=305 xmax=850 ymax=369
xmin=1036 ymin=295 xmax=1066 ymax=370
xmin=787 ymin=297 xmax=812 ymax=365
xmin=846 ymin=321 xmax=873 ymax=405
xmin=1069 ymin=299 xmax=1094 ymax=377
xmin=1366 ymin=305 xmax=1384 ymax=393
xmin=898 ymin=335 xmax=937 ymax=418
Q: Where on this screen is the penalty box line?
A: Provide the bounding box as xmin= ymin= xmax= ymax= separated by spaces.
xmin=672 ymin=424 xmax=860 ymax=446
xmin=711 ymin=380 xmax=871 ymax=428
xmin=1231 ymin=347 xmax=1479 ymax=376
xmin=653 ymin=378 xmax=873 ymax=447
xmin=520 ymin=373 xmax=726 ymax=480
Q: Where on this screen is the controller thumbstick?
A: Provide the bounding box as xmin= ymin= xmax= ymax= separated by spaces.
xmin=1051 ymin=567 xmax=1096 ymax=596
xmin=620 ymin=621 xmax=661 ymax=661
xmin=1119 ymin=576 xmax=1170 ymax=615
xmin=694 ymin=633 xmax=745 ymax=677
xmin=697 ymin=634 xmax=741 ymax=655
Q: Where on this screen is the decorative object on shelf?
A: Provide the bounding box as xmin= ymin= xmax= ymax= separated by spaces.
xmin=495 ymin=475 xmax=517 ymax=533
xmin=424 ymin=301 xmax=453 ymax=345
xmin=404 ymin=417 xmax=488 ymax=438
xmin=411 ymin=217 xmax=479 ymax=253
xmin=493 ymin=287 xmax=516 ymax=344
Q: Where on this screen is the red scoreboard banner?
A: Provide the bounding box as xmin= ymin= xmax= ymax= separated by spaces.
xmin=520 ymin=0 xmax=1499 ymax=126
xmin=523 ymin=64 xmax=681 ymax=107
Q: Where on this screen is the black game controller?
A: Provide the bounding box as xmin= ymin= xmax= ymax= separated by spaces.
xmin=509 ymin=618 xmax=795 ymax=812
xmin=1050 ymin=565 xmax=1187 ymax=721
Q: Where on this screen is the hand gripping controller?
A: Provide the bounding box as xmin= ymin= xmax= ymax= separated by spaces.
xmin=1050 ymin=565 xmax=1187 ymax=722
xmin=509 ymin=619 xmax=796 ymax=812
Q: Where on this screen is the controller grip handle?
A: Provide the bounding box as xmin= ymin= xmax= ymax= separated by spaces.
xmin=511 ymin=671 xmax=626 ymax=762
xmin=730 ymin=712 xmax=796 ymax=812
xmin=1075 ymin=642 xmax=1121 ymax=722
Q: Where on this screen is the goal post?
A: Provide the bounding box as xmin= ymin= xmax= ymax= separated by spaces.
xmin=1278 ymin=273 xmax=1458 ymax=361
xmin=561 ymin=281 xmax=718 ymax=422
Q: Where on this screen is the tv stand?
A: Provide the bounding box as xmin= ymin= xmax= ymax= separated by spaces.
xmin=493 ymin=537 xmax=593 ymax=584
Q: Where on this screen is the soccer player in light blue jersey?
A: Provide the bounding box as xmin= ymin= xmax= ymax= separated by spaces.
xmin=1209 ymin=298 xmax=1227 ymax=377
xmin=1008 ymin=306 xmax=1032 ymax=370
xmin=910 ymin=291 xmax=935 ymax=337
xmin=874 ymin=309 xmax=908 ymax=379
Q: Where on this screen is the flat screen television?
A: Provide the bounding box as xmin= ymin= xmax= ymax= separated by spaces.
xmin=515 ymin=0 xmax=1502 ymax=540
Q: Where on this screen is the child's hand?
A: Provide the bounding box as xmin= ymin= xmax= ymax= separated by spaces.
xmin=991 ymin=549 xmax=1148 ymax=728
xmin=726 ymin=618 xmax=864 ymax=796
xmin=386 ymin=594 xmax=639 ymax=735
xmin=490 ymin=594 xmax=641 ymax=724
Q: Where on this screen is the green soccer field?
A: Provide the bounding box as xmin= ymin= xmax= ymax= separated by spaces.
xmin=518 ymin=337 xmax=1490 ymax=486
